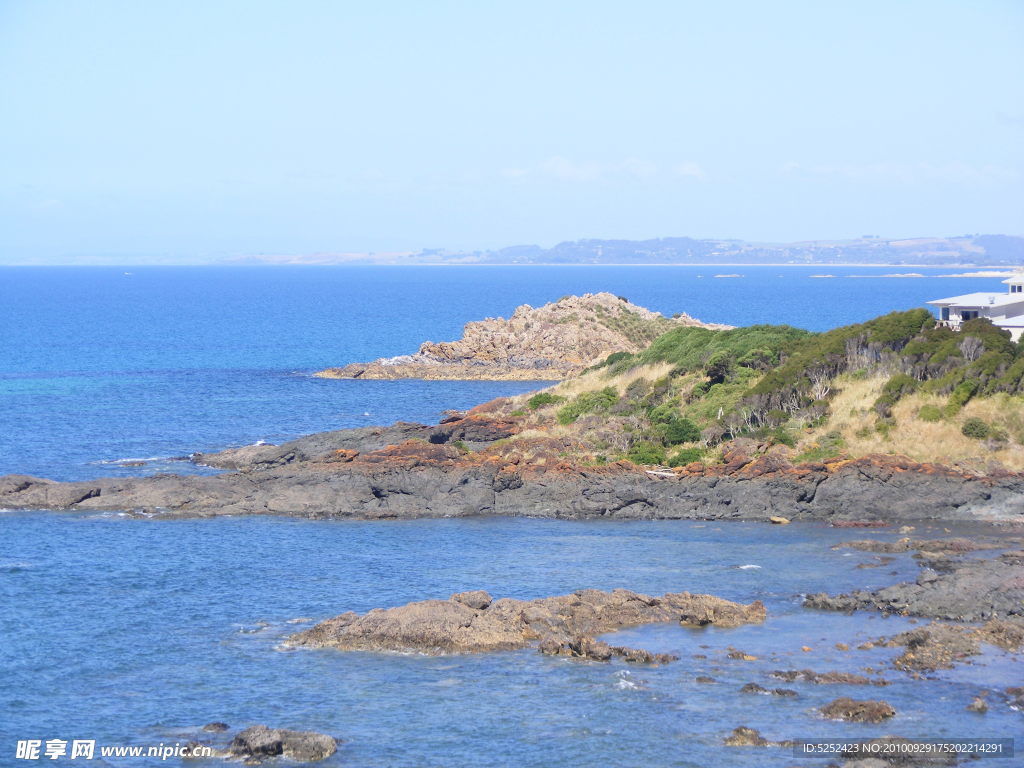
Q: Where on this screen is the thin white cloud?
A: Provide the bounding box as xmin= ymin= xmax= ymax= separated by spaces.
xmin=673 ymin=161 xmax=706 ymax=180
xmin=502 ymin=157 xmax=706 ymax=182
xmin=782 ymin=161 xmax=1019 ymax=184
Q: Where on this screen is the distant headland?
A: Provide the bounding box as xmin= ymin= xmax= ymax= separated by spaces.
xmin=228 ymin=234 xmax=1024 ymax=267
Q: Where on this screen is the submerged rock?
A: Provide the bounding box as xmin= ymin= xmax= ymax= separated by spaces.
xmin=770 ymin=669 xmax=884 ymax=685
xmin=228 ymin=725 xmax=337 ymax=763
xmin=966 ymin=696 xmax=988 ymax=713
xmin=289 ymin=588 xmax=766 ymax=654
xmin=537 ymin=636 xmax=678 ymax=664
xmin=201 ymin=722 xmax=229 ymax=733
xmin=820 ymin=697 xmax=896 ymax=723
xmin=739 ymin=682 xmax=797 ymax=696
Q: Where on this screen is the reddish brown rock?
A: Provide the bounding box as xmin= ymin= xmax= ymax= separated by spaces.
xmin=288 ymin=588 xmax=766 ymax=655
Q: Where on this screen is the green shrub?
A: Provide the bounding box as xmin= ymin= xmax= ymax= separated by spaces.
xmin=603 ymin=351 xmax=633 ymax=368
xmin=527 ymin=392 xmax=565 ymax=410
xmin=767 ymin=427 xmax=796 ymax=447
xmin=661 ymin=416 xmax=701 ymax=445
xmin=626 ymin=441 xmax=667 ymax=465
xmin=873 ymin=373 xmax=919 ymax=417
xmin=961 ymin=417 xmax=990 ymax=440
xmin=451 ymin=440 xmax=469 ymax=453
xmin=668 ymin=447 xmax=704 ymax=466
xmin=556 ymin=387 xmax=618 ymax=424
xmin=949 ymin=380 xmax=978 ymax=411
xmin=917 ymin=404 xmax=943 ymax=422
xmin=795 ymin=434 xmax=846 ymax=463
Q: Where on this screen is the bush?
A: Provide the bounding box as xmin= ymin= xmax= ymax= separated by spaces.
xmin=626 ymin=441 xmax=666 ymax=465
xmin=527 ymin=392 xmax=565 ymax=410
xmin=961 ymin=417 xmax=990 ymax=440
xmin=661 ymin=416 xmax=701 ymax=445
xmin=767 ymin=427 xmax=796 ymax=447
xmin=946 ymin=381 xmax=978 ymax=415
xmin=556 ymin=387 xmax=618 ymax=424
xmin=668 ymin=447 xmax=704 ymax=466
xmin=603 ymin=351 xmax=633 ymax=368
xmin=917 ymin=404 xmax=943 ymax=422
xmin=874 ymin=373 xmax=918 ymax=417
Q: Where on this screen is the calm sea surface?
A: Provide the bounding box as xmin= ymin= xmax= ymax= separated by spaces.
xmin=1 ymin=266 xmax=1016 ymax=767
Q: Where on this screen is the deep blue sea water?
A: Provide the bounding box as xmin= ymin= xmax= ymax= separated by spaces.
xmin=1 ymin=266 xmax=1019 ymax=767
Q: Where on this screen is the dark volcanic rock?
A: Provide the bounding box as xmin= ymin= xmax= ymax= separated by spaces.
xmin=820 ymin=697 xmax=896 ymax=723
xmin=3 ymin=422 xmax=1023 ymax=523
xmin=804 ymin=557 xmax=1024 ymax=621
xmin=229 ymin=725 xmax=337 ymax=762
xmin=289 ymin=588 xmax=766 ymax=654
xmin=840 ymin=737 xmax=959 ymax=766
xmin=201 ymin=722 xmax=229 ymax=733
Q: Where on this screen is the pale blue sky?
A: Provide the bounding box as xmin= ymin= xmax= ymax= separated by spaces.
xmin=1 ymin=0 xmax=1022 ymax=263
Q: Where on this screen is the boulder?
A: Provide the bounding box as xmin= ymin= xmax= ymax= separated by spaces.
xmin=820 ymin=697 xmax=896 ymax=723
xmin=229 ymin=725 xmax=336 ymax=762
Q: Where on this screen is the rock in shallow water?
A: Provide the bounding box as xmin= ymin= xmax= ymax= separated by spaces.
xmin=228 ymin=725 xmax=337 ymax=763
xmin=289 ymin=588 xmax=766 ymax=654
xmin=819 ymin=697 xmax=896 ymax=723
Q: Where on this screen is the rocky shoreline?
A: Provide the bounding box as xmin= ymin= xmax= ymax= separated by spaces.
xmin=3 ymin=407 xmax=1023 ymax=522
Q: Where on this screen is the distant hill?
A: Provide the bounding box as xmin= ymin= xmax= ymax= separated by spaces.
xmin=234 ymin=234 xmax=1024 ymax=266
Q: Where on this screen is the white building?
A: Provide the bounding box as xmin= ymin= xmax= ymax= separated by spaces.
xmin=928 ymin=273 xmax=1024 ymax=342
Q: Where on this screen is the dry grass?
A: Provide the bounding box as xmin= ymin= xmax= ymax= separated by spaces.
xmin=551 ymin=362 xmax=675 ymax=399
xmin=805 ymin=375 xmax=1024 ymax=471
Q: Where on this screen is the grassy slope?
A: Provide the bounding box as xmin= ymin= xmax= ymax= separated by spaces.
xmin=498 ymin=311 xmax=1024 ymax=471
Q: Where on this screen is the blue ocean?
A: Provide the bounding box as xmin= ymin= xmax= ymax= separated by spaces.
xmin=1 ymin=266 xmax=1016 ymax=767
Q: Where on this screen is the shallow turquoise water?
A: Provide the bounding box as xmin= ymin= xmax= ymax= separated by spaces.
xmin=1 ymin=513 xmax=1018 ymax=767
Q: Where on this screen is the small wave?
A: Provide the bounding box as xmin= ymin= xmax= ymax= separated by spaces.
xmin=92 ymin=455 xmax=180 ymax=466
xmin=737 ymin=564 xmax=762 ymax=570
xmin=0 ymin=561 xmax=35 ymax=572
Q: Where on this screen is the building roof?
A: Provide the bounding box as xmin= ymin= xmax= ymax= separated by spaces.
xmin=998 ymin=314 xmax=1024 ymax=327
xmin=1001 ymin=273 xmax=1024 ymax=286
xmin=927 ymin=292 xmax=1024 ymax=308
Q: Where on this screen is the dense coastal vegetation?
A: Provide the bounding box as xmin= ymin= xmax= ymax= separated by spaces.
xmin=508 ymin=308 xmax=1024 ymax=471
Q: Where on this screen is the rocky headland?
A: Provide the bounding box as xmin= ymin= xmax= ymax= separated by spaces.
xmin=315 ymin=292 xmax=728 ymax=380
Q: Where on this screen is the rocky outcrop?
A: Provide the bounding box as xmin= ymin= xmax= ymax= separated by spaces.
xmin=3 ymin=405 xmax=1023 ymax=523
xmin=819 ymin=697 xmax=896 ymax=723
xmin=538 ymin=636 xmax=679 ymax=664
xmin=723 ymin=727 xmax=792 ymax=747
xmin=315 ymin=293 xmax=728 ymax=380
xmin=287 ymin=588 xmax=766 ymax=654
xmin=883 ymin=619 xmax=1024 ymax=671
xmin=805 ymin=556 xmax=1024 ymax=621
xmin=4 ymin=443 xmax=1022 ymax=524
xmin=227 ymin=725 xmax=337 ymax=763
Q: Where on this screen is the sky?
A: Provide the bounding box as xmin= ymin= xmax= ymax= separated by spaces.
xmin=1 ymin=0 xmax=1022 ymax=264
